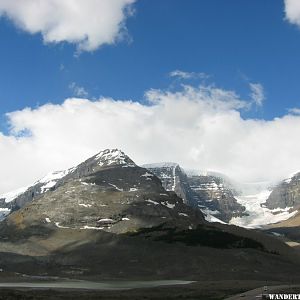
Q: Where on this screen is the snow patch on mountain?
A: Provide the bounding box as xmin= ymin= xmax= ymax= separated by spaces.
xmin=146 ymin=199 xmax=160 ymax=205
xmin=37 ymin=168 xmax=75 ymax=193
xmin=141 ymin=172 xmax=154 ymax=179
xmin=79 ymin=203 xmax=92 ymax=208
xmin=200 ymin=207 xmax=226 ymax=223
xmin=38 ymin=169 xmax=73 ymax=184
xmin=108 ymin=183 xmax=123 ymax=191
xmin=205 ymin=214 xmax=226 ymax=224
xmin=162 ymin=201 xmax=175 ymax=209
xmin=0 ymin=186 xmax=29 ymax=203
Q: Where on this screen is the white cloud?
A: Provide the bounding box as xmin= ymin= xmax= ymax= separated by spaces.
xmin=169 ymin=70 xmax=209 ymax=80
xmin=0 ymin=0 xmax=136 ymax=51
xmin=1 ymin=84 xmax=300 ymax=194
xmin=249 ymin=82 xmax=265 ymax=106
xmin=146 ymin=85 xmax=248 ymax=110
xmin=288 ymin=107 xmax=300 ymax=115
xmin=69 ymin=82 xmax=88 ymax=97
xmin=284 ymin=0 xmax=300 ymax=27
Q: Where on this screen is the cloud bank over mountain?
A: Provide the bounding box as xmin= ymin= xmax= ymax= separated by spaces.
xmin=1 ymin=82 xmax=300 ymax=194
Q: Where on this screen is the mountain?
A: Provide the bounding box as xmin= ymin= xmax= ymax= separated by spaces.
xmin=143 ymin=163 xmax=246 ymax=223
xmin=0 ymin=149 xmax=300 ymax=283
xmin=264 ymin=172 xmax=300 ymax=211
xmin=2 ymin=149 xmax=204 ymax=233
xmin=260 ymin=172 xmax=300 ymax=247
xmin=0 ymin=159 xmax=245 ymax=224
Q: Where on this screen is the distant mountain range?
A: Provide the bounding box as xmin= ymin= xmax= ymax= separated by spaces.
xmin=0 ymin=149 xmax=300 ymax=282
xmin=1 ymin=149 xmax=300 ymax=229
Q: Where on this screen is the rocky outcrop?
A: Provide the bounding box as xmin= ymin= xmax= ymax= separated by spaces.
xmin=186 ymin=174 xmax=246 ymax=223
xmin=143 ymin=163 xmax=246 ymax=223
xmin=264 ymin=172 xmax=300 ymax=210
xmin=142 ymin=163 xmax=197 ymax=207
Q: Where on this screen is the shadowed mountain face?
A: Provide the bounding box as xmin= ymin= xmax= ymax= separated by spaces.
xmin=143 ymin=163 xmax=246 ymax=223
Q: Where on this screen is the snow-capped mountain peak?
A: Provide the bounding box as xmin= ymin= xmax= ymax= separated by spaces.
xmin=94 ymin=149 xmax=135 ymax=167
xmin=0 ymin=149 xmax=138 ymax=220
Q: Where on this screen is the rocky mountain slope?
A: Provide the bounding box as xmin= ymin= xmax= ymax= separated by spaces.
xmin=143 ymin=163 xmax=246 ymax=223
xmin=0 ymin=149 xmax=300 ymax=282
xmin=264 ymin=172 xmax=300 ymax=211
xmin=0 ymin=158 xmax=245 ymax=224
xmin=142 ymin=163 xmax=196 ymax=206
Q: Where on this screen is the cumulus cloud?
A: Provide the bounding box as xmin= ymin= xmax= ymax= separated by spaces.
xmin=169 ymin=70 xmax=209 ymax=80
xmin=69 ymin=82 xmax=88 ymax=97
xmin=1 ymin=84 xmax=300 ymax=194
xmin=0 ymin=0 xmax=136 ymax=51
xmin=249 ymin=83 xmax=265 ymax=106
xmin=284 ymin=0 xmax=300 ymax=27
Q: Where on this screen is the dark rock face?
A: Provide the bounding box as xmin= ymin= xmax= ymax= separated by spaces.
xmin=264 ymin=173 xmax=300 ymax=210
xmin=142 ymin=163 xmax=196 ymax=207
xmin=186 ymin=174 xmax=246 ymax=223
xmin=143 ymin=163 xmax=245 ymax=223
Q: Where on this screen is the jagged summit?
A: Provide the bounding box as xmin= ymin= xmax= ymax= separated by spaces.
xmin=93 ymin=148 xmax=136 ymax=167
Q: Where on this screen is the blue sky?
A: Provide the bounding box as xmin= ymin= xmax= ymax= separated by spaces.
xmin=0 ymin=0 xmax=300 ymax=121
xmin=2 ymin=0 xmax=300 ymax=193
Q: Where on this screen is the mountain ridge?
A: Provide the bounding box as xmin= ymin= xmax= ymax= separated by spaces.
xmin=2 ymin=150 xmax=300 ymax=229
